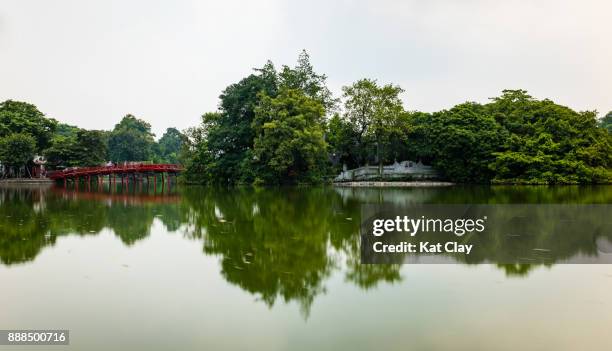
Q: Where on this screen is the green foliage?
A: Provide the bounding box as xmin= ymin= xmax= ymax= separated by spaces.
xmin=408 ymin=103 xmax=505 ymax=183
xmin=185 ymin=52 xmax=335 ymax=185
xmin=204 ymin=64 xmax=278 ymax=184
xmin=45 ymin=129 xmax=108 ymax=167
xmin=155 ymin=127 xmax=182 ymax=163
xmin=75 ymin=130 xmax=108 ymax=166
xmin=44 ymin=135 xmax=78 ymax=167
xmin=488 ymin=90 xmax=611 ymax=184
xmin=4 ymin=185 xmax=612 ymax=313
xmin=179 ymin=124 xmax=214 ymax=184
xmin=3 ymin=58 xmax=608 ymax=185
xmin=326 ymin=114 xmax=361 ymax=169
xmin=337 ymin=79 xmax=406 ymax=168
xmin=278 ymin=50 xmax=338 ymax=111
xmin=0 ymin=133 xmax=37 ymax=176
xmin=55 ymin=123 xmax=80 ymax=138
xmin=182 ymin=56 xmax=610 ymax=185
xmin=406 ymin=90 xmax=612 ymax=184
xmin=0 ymin=100 xmax=57 ymax=151
xmin=601 ymin=111 xmax=612 ymax=133
xmin=252 ymin=89 xmax=328 ymax=184
xmin=108 ymin=114 xmax=155 ymax=162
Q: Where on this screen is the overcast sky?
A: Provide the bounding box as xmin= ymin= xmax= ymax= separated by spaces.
xmin=1 ymin=0 xmax=610 ymax=137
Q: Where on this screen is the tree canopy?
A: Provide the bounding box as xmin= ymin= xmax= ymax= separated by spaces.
xmin=185 ymin=51 xmax=335 ymax=185
xmin=335 ymin=79 xmax=406 ymax=170
xmin=404 ymin=90 xmax=612 ymax=184
xmin=488 ymin=90 xmax=611 ymax=183
xmin=155 ymin=127 xmax=182 ymax=164
xmin=251 ymin=88 xmax=328 ymax=184
xmin=45 ymin=129 xmax=108 ymax=167
xmin=1 ymin=54 xmax=610 ymax=184
xmin=0 ymin=133 xmax=37 ymax=176
xmin=108 ymin=114 xmax=156 ymax=162
xmin=601 ymin=111 xmax=612 ymax=133
xmin=0 ymin=100 xmax=57 ymax=152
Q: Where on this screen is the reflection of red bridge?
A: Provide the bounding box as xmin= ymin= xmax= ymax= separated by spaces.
xmin=51 ymin=187 xmax=181 ymax=204
xmin=48 ymin=164 xmax=182 ymax=183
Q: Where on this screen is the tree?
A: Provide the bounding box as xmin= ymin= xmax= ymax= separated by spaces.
xmin=601 ymin=111 xmax=612 ymax=133
xmin=0 ymin=100 xmax=57 ymax=151
xmin=55 ymin=123 xmax=80 ymax=138
xmin=0 ymin=133 xmax=36 ymax=177
xmin=108 ymin=115 xmax=155 ymax=162
xmin=179 ymin=123 xmax=214 ymax=184
xmin=341 ymin=79 xmax=405 ymax=173
xmin=408 ymin=103 xmax=505 ymax=183
xmin=252 ymin=89 xmax=328 ymax=184
xmin=326 ymin=113 xmax=361 ymax=170
xmin=278 ymin=50 xmax=338 ymax=111
xmin=203 ymin=62 xmax=278 ymax=184
xmin=155 ymin=127 xmax=182 ymax=163
xmin=44 ymin=135 xmax=78 ymax=168
xmin=74 ymin=130 xmax=108 ymax=166
xmin=44 ymin=129 xmax=108 ymax=167
xmin=488 ymin=90 xmax=611 ymax=184
xmin=186 ymin=52 xmax=336 ymax=184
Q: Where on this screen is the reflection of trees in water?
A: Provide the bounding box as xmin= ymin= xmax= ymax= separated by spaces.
xmin=180 ymin=187 xmax=399 ymax=316
xmin=0 ymin=188 xmax=54 ymax=265
xmin=422 ymin=185 xmax=612 ymax=204
xmin=464 ymin=205 xmax=611 ymax=265
xmin=369 ymin=203 xmax=612 ymax=267
xmin=1 ymin=185 xmax=611 ymax=313
xmin=0 ymin=185 xmax=400 ymax=316
xmin=496 ymin=264 xmax=539 ymax=277
xmin=0 ymin=187 xmax=181 ymax=264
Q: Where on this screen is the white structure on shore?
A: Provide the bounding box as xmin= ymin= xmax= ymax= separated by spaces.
xmin=334 ymin=160 xmax=439 ymax=182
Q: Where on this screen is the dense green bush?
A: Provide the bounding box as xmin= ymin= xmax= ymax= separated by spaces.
xmin=404 ymin=90 xmax=612 ymax=184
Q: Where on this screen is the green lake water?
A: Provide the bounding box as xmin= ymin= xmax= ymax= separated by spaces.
xmin=1 ymin=184 xmax=611 ymax=350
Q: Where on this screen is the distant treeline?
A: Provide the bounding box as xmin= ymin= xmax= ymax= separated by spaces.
xmin=1 ymin=51 xmax=611 ymax=183
xmin=0 ymin=101 xmax=181 ymax=177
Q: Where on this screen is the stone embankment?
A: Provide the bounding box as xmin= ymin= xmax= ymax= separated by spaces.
xmin=333 ymin=181 xmax=454 ymax=187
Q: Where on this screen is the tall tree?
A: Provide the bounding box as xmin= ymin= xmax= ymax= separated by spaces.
xmin=326 ymin=113 xmax=361 ymax=169
xmin=155 ymin=127 xmax=182 ymax=163
xmin=341 ymin=79 xmax=405 ymax=173
xmin=44 ymin=129 xmax=108 ymax=167
xmin=204 ymin=62 xmax=278 ymax=183
xmin=185 ymin=52 xmax=336 ymax=184
xmin=108 ymin=115 xmax=155 ymax=162
xmin=44 ymin=135 xmax=78 ymax=168
xmin=278 ymin=50 xmax=338 ymax=111
xmin=252 ymin=89 xmax=328 ymax=184
xmin=601 ymin=111 xmax=612 ymax=133
xmin=0 ymin=100 xmax=57 ymax=151
xmin=74 ymin=130 xmax=108 ymax=166
xmin=0 ymin=133 xmax=36 ymax=177
xmin=409 ymin=103 xmax=505 ymax=183
xmin=179 ymin=121 xmax=214 ymax=184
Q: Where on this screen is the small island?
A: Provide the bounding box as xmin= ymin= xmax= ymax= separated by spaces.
xmin=0 ymin=52 xmax=611 ymax=186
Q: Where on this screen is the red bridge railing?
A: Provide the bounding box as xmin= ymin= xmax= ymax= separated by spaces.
xmin=47 ymin=164 xmax=183 ymax=180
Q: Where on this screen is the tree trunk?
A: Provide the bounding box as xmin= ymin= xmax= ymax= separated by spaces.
xmin=377 ymin=139 xmax=383 ymax=179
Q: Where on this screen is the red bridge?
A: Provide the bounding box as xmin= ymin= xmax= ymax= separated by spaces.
xmin=48 ymin=164 xmax=182 ymax=185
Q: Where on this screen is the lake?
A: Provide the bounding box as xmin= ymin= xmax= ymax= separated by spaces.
xmin=1 ymin=184 xmax=611 ymax=350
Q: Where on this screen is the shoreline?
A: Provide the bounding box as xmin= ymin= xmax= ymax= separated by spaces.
xmin=0 ymin=178 xmax=54 ymax=184
xmin=333 ymin=181 xmax=455 ymax=187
